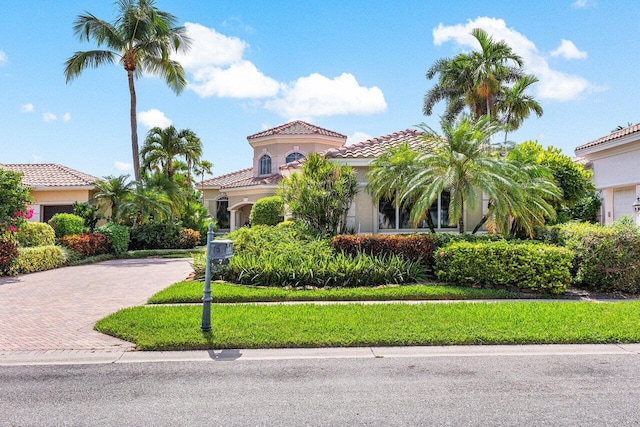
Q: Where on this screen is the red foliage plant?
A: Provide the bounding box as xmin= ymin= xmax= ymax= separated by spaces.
xmin=331 ymin=234 xmax=437 ymax=265
xmin=58 ymin=233 xmax=111 ymax=258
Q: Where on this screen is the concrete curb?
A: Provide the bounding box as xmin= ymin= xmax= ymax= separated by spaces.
xmin=2 ymin=343 xmax=639 ymax=366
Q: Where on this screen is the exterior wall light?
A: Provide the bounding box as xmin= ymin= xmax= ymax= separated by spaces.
xmin=633 ymin=195 xmax=640 ymax=213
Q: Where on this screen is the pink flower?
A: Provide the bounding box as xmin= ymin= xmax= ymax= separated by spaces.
xmin=8 ymin=225 xmax=16 ymax=232
xmin=439 ymin=251 xmax=445 ymax=258
xmin=25 ymin=209 xmax=34 ymax=220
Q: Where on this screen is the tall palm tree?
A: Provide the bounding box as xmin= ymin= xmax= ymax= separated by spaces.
xmin=179 ymin=129 xmax=203 ymax=183
xmin=424 ymin=28 xmax=525 ymax=121
xmin=497 ymin=74 xmax=544 ymax=144
xmin=467 ymin=28 xmax=524 ymax=118
xmin=64 ymin=0 xmax=191 ymax=181
xmin=120 ymin=182 xmax=171 ymax=227
xmin=405 ymin=116 xmax=521 ymax=233
xmin=91 ymin=175 xmax=134 ymax=223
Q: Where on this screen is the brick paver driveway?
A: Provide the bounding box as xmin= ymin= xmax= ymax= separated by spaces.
xmin=0 ymin=258 xmax=192 ymax=355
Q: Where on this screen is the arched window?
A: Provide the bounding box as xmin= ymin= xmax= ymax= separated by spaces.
xmin=259 ymin=155 xmax=271 ymax=175
xmin=285 ymin=152 xmax=305 ymax=164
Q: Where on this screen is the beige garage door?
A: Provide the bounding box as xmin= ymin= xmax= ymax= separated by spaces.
xmin=613 ymin=187 xmax=636 ymax=220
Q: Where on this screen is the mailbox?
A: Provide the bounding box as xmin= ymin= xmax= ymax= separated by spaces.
xmin=208 ymin=239 xmax=233 ymax=261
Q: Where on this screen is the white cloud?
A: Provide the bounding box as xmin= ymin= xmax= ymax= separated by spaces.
xmin=42 ymin=112 xmax=57 ymax=122
xmin=114 ymin=161 xmax=132 ymax=171
xmin=138 ymin=109 xmax=172 ymax=129
xmin=0 ymin=50 xmax=6 ymax=66
xmin=174 ymin=22 xmax=279 ymax=99
xmin=551 ymin=39 xmax=587 ymax=60
xmin=189 ymin=60 xmax=280 ymax=98
xmin=62 ymin=112 xmax=71 ymax=122
xmin=432 ymin=17 xmax=595 ymax=101
xmin=265 ymin=73 xmax=387 ymax=120
xmin=32 ymin=154 xmax=44 ymax=163
xmin=347 ymin=132 xmax=373 ymax=145
xmin=572 ymin=0 xmax=596 ymax=8
xmin=21 ymin=103 xmax=34 ymax=113
xmin=174 ymin=22 xmax=247 ymax=69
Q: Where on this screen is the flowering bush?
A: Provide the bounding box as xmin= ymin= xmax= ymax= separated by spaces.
xmin=0 ymin=169 xmax=33 ymax=237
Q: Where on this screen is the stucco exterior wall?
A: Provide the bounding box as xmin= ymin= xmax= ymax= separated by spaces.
xmin=28 ymin=188 xmax=94 ymax=222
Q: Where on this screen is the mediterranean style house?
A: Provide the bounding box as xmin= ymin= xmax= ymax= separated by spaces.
xmin=200 ymin=120 xmax=485 ymax=233
xmin=574 ymin=122 xmax=640 ymax=225
xmin=0 ymin=163 xmax=100 ymax=223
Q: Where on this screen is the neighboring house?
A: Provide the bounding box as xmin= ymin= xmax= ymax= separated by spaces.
xmin=0 ymin=163 xmax=100 ymax=223
xmin=200 ymin=121 xmax=484 ymax=233
xmin=574 ymin=123 xmax=640 ymax=225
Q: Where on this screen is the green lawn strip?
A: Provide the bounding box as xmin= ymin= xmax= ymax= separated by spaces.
xmin=147 ymin=281 xmax=525 ymax=304
xmin=94 ymin=301 xmax=640 ymax=351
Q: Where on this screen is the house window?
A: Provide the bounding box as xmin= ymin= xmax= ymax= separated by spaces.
xmin=378 ymin=191 xmax=456 ymax=230
xmin=259 ymin=155 xmax=271 ymax=175
xmin=42 ymin=205 xmax=74 ymax=223
xmin=214 ymin=197 xmax=230 ymax=230
xmin=285 ymin=152 xmax=305 ymax=164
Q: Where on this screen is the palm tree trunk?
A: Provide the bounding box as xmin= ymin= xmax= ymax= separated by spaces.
xmin=458 ymin=195 xmax=464 ymax=234
xmin=128 ymin=69 xmax=140 ymax=181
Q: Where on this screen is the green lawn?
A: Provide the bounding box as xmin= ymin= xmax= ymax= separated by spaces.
xmin=147 ymin=281 xmax=530 ymax=304
xmin=95 ymin=301 xmax=640 ymax=351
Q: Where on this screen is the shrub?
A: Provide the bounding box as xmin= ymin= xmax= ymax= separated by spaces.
xmin=434 ymin=241 xmax=573 ymax=294
xmin=545 ymin=219 xmax=640 ymax=294
xmin=0 ymin=241 xmax=19 ymax=274
xmin=72 ymin=201 xmax=103 ymax=232
xmin=15 ymin=222 xmax=56 ymax=247
xmin=95 ymin=222 xmax=130 ymax=254
xmin=58 ymin=233 xmax=111 ymax=258
xmin=216 ymin=224 xmax=426 ymax=287
xmin=5 ymin=245 xmax=67 ymax=275
xmin=432 ymin=232 xmax=505 ymax=248
xmin=129 ymin=221 xmax=182 ymax=250
xmin=48 ymin=213 xmax=85 ymax=238
xmin=249 ymin=196 xmax=284 ymax=226
xmin=331 ymin=234 xmax=437 ymax=266
xmin=179 ymin=228 xmax=201 ymax=249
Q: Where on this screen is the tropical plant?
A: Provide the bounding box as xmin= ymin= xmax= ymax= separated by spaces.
xmin=496 ymin=74 xmax=544 ymax=144
xmin=72 ymin=201 xmax=103 ymax=232
xmin=278 ymin=153 xmax=358 ymax=235
xmin=424 ymin=28 xmax=525 ymax=121
xmin=92 ymin=175 xmax=134 ymax=223
xmin=140 ymin=126 xmax=202 ymax=180
xmin=64 ymin=0 xmax=191 ymax=180
xmin=0 ymin=169 xmax=33 ymax=236
xmin=366 ymin=142 xmax=436 ymax=232
xmin=404 ymin=116 xmax=521 ymax=233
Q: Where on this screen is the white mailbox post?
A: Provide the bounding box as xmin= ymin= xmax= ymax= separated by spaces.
xmin=201 ymin=223 xmax=233 ymax=332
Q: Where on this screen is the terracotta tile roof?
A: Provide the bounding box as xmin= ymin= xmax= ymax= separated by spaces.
xmin=247 ymin=120 xmax=347 ymax=140
xmin=0 ymin=163 xmax=100 ymax=188
xmin=575 ymin=122 xmax=640 ymax=152
xmin=200 ymin=167 xmax=253 ymax=188
xmin=199 ymin=167 xmax=281 ymax=189
xmin=324 ymin=129 xmax=430 ymax=159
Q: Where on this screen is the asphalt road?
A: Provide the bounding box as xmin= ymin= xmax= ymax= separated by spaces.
xmin=2 ymin=353 xmax=639 ymax=426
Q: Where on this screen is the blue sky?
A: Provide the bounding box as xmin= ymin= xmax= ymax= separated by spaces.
xmin=1 ymin=0 xmax=638 ymax=179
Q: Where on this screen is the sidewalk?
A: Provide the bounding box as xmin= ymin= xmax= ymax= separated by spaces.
xmin=0 ymin=258 xmax=192 ymax=355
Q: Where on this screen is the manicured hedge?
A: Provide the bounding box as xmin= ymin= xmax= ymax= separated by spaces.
xmin=5 ymin=245 xmax=67 ymax=275
xmin=249 ymin=195 xmax=284 ymax=226
xmin=48 ymin=213 xmax=85 ymax=238
xmin=434 ymin=241 xmax=573 ymax=294
xmin=541 ymin=219 xmax=640 ymax=294
xmin=16 ymin=222 xmax=56 ymax=247
xmin=331 ymin=234 xmax=438 ymax=265
xmin=129 ymin=221 xmax=182 ymax=250
xmin=96 ymin=223 xmax=130 ymax=254
xmin=58 ymin=233 xmax=111 ymax=258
